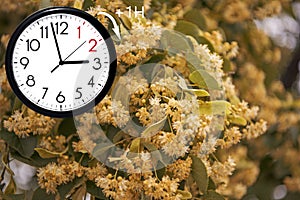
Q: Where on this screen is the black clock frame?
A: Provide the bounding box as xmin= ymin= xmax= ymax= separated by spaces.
xmin=5 ymin=6 xmax=117 ymax=118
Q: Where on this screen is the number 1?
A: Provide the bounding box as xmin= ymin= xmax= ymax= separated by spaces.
xmin=77 ymin=26 xmax=80 ymax=39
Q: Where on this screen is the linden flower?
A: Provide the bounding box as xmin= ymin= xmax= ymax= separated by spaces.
xmin=196 ymin=136 xmax=217 ymax=159
xmin=210 ymin=156 xmax=236 ymax=186
xmin=117 ymin=22 xmax=162 ymax=56
xmin=218 ymin=126 xmax=242 ymax=149
xmin=167 ymin=157 xmax=192 ymax=181
xmin=143 ymin=176 xmax=179 ymax=199
xmin=192 ymin=43 xmax=224 ymax=82
xmin=3 ymin=109 xmax=56 ymax=137
xmin=223 ymin=1 xmax=251 ymax=23
xmin=243 ymin=119 xmax=267 ymax=140
xmin=39 ymin=135 xmax=67 ymax=152
xmin=95 ymin=174 xmax=131 ymax=199
xmin=85 ymin=163 xmax=108 ymax=181
xmin=37 ymin=161 xmax=86 ymax=194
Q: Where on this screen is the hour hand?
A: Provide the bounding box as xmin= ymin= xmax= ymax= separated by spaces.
xmin=60 ymin=60 xmax=89 ymax=65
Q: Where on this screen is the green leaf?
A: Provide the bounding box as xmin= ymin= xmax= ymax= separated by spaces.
xmin=189 ymin=70 xmax=220 ymax=90
xmin=82 ymin=0 xmax=94 ymax=10
xmin=174 ymin=20 xmax=214 ymax=51
xmin=0 ymin=130 xmax=37 ymax=158
xmin=1 ymin=194 xmax=25 ymax=200
xmin=19 ymin=136 xmax=37 ymax=158
xmin=112 ymin=130 xmax=127 ymax=143
xmin=190 ymin=155 xmax=208 ymax=194
xmin=120 ymin=15 xmax=132 ymax=30
xmin=228 ymin=115 xmax=247 ymax=126
xmin=185 ymin=51 xmax=204 ymax=72
xmin=122 ymin=0 xmax=144 ymax=8
xmin=203 ymin=190 xmax=225 ymax=200
xmin=11 ymin=150 xmax=56 ymax=167
xmin=12 ymin=97 xmax=23 ymax=112
xmin=144 ymin=51 xmax=166 ymax=64
xmin=130 ymin=138 xmax=141 ymax=153
xmin=141 ymin=117 xmax=167 ymax=138
xmin=57 ymin=118 xmax=76 ymax=137
xmin=155 ymin=167 xmax=166 ymax=180
xmin=92 ymin=143 xmax=114 ymax=159
xmin=143 ymin=142 xmax=166 ymax=166
xmin=196 ymin=36 xmax=214 ymax=52
xmin=57 ymin=178 xmax=83 ymax=199
xmin=222 ymin=58 xmax=233 ymax=72
xmin=4 ymin=175 xmax=16 ymax=195
xmin=32 ymin=187 xmax=55 ymax=200
xmin=86 ymin=180 xmax=107 ymax=199
xmin=183 ymin=9 xmax=207 ymax=30
xmin=198 ymin=100 xmax=231 ymax=116
xmin=34 ymin=146 xmax=68 ymax=159
xmin=207 ymin=178 xmax=216 ymax=190
xmin=161 ymin=30 xmax=192 ymax=54
xmin=176 ymin=190 xmax=192 ymax=199
xmin=175 ymin=20 xmax=200 ymax=39
xmin=71 ymin=183 xmax=86 ymax=200
xmin=184 ymin=89 xmax=210 ymax=97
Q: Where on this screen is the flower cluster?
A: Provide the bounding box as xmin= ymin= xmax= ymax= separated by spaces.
xmin=3 ymin=109 xmax=56 ymax=137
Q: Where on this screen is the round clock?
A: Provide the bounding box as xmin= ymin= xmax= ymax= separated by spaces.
xmin=5 ymin=7 xmax=117 ymax=118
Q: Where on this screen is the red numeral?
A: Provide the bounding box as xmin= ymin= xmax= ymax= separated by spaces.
xmin=89 ymin=39 xmax=97 ymax=52
xmin=77 ymin=26 xmax=81 ymax=39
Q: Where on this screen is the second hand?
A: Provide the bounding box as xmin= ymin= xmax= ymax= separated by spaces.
xmin=51 ymin=40 xmax=87 ymax=73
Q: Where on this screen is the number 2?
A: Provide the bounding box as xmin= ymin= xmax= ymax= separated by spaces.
xmin=89 ymin=39 xmax=97 ymax=52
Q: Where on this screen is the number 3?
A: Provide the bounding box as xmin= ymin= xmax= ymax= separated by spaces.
xmin=93 ymin=58 xmax=101 ymax=70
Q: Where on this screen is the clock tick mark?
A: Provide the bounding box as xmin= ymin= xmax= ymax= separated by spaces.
xmin=60 ymin=15 xmax=62 ymax=19
xmin=83 ymin=21 xmax=85 ymax=25
xmin=37 ymin=21 xmax=39 ymax=25
xmin=20 ymin=39 xmax=23 ymax=41
xmin=99 ymin=39 xmax=102 ymax=42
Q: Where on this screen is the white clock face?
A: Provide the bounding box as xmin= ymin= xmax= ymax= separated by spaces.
xmin=6 ymin=8 xmax=116 ymax=117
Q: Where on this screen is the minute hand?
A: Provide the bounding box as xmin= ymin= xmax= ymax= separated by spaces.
xmin=50 ymin=22 xmax=62 ymax=62
xmin=61 ymin=60 xmax=89 ymax=65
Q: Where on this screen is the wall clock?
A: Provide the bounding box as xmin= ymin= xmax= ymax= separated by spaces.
xmin=5 ymin=7 xmax=117 ymax=118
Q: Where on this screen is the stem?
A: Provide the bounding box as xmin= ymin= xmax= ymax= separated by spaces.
xmin=114 ymin=170 xmax=118 ymax=179
xmin=168 ymin=116 xmax=174 ymax=134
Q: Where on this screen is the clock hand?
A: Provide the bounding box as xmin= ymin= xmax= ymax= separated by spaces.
xmin=50 ymin=22 xmax=62 ymax=62
xmin=50 ymin=64 xmax=60 ymax=73
xmin=64 ymin=41 xmax=86 ymax=61
xmin=50 ymin=41 xmax=86 ymax=73
xmin=61 ymin=60 xmax=89 ymax=64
